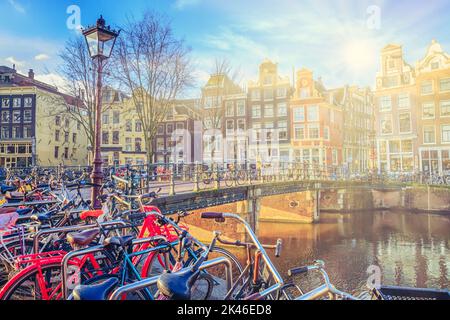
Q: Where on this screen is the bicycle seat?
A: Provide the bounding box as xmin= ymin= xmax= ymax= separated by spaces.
xmin=67 ymin=229 xmax=100 ymax=247
xmin=80 ymin=210 xmax=104 ymax=221
xmin=73 ymin=277 xmax=119 ymax=301
xmin=104 ymin=235 xmax=135 ymax=248
xmin=16 ymin=208 xmax=32 ymax=216
xmin=157 ymin=268 xmax=201 ymax=300
xmin=1 ymin=185 xmax=16 ymax=194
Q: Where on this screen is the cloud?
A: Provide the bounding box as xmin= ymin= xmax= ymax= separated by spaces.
xmin=5 ymin=56 xmax=25 ymax=67
xmin=35 ymin=73 xmax=69 ymax=92
xmin=8 ymin=0 xmax=25 ymax=14
xmin=173 ymin=0 xmax=201 ymax=10
xmin=35 ymin=54 xmax=50 ymax=61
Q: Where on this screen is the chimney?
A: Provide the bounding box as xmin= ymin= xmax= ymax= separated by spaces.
xmin=28 ymin=69 xmax=35 ymax=80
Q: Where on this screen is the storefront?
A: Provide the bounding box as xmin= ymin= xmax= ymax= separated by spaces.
xmin=419 ymin=147 xmax=450 ymax=175
xmin=0 ymin=142 xmax=33 ymax=168
xmin=377 ymin=139 xmax=415 ymax=173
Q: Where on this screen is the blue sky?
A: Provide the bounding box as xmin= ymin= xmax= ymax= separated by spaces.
xmin=1 ymin=0 xmax=450 ymax=96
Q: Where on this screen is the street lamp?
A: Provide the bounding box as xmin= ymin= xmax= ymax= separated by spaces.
xmin=82 ymin=15 xmax=119 ymax=209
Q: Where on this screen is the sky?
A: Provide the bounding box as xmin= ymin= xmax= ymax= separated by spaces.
xmin=1 ymin=0 xmax=450 ymax=97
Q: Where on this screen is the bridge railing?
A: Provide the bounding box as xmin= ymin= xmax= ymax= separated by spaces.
xmin=2 ymin=162 xmax=449 ymax=196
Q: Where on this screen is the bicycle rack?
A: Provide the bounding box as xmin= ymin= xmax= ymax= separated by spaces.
xmin=32 ymin=220 xmax=130 ymax=254
xmin=109 ymin=256 xmax=234 ymax=300
xmin=61 ymin=235 xmax=168 ymax=299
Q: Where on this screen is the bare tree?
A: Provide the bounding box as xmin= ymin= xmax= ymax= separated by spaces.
xmin=114 ymin=12 xmax=193 ymax=164
xmin=201 ymin=58 xmax=242 ymax=161
xmin=56 ymin=37 xmax=114 ymax=158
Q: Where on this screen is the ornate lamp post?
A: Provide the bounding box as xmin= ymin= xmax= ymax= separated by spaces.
xmin=82 ymin=16 xmax=119 ymax=208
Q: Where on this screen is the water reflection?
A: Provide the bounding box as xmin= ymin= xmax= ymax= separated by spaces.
xmin=258 ymin=211 xmax=450 ymax=295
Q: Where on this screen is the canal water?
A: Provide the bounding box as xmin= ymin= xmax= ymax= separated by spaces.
xmin=258 ymin=210 xmax=450 ymax=296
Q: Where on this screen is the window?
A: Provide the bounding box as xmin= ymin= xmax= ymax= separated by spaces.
xmin=300 ymin=88 xmax=310 ymax=99
xmin=13 ymin=98 xmax=20 ymax=108
xmin=308 ymin=124 xmax=320 ymax=139
xmin=324 ymin=126 xmax=330 ymax=140
xmin=176 ymin=123 xmax=184 ymax=130
xmin=55 ymin=116 xmax=61 ymax=126
xmin=1 ymin=111 xmax=9 ymax=123
xmin=55 ymin=130 xmax=60 ymax=142
xmin=64 ymin=147 xmax=69 ymax=159
xmin=64 ymin=132 xmax=69 ymax=143
xmin=226 ymin=102 xmax=234 ymax=117
xmin=157 ymin=124 xmax=164 ymax=134
xmin=440 ymin=78 xmax=450 ymax=92
xmin=293 ymin=107 xmax=305 ymax=122
xmin=252 ymin=105 xmax=261 ymax=118
xmin=166 ymin=123 xmax=174 ymax=135
xmin=264 ymin=89 xmax=273 ymax=101
xmin=113 ymin=111 xmax=120 ymax=124
xmin=251 ymin=90 xmax=260 ymax=101
xmin=102 ymin=113 xmax=109 ymax=124
xmin=24 ymin=110 xmax=32 ymax=123
xmin=332 ymin=149 xmax=338 ymax=165
xmin=102 ymin=131 xmax=109 ymax=144
xmin=12 ymin=110 xmax=21 ymax=123
xmin=399 ymin=113 xmax=411 ymax=133
xmin=77 ymin=122 xmax=81 ymax=130
xmin=421 ymin=80 xmax=433 ymax=95
xmin=125 ymin=138 xmax=132 ymax=152
xmin=380 ymin=114 xmax=392 ymax=135
xmin=237 ymin=101 xmax=246 ymax=116
xmin=226 ymin=120 xmax=234 ymax=134
xmin=65 ymin=119 xmax=70 ymax=128
xmin=398 ymin=93 xmax=410 ymax=109
xmin=440 ymin=101 xmax=450 ymax=117
xmin=24 ymin=126 xmax=32 ymax=138
xmin=125 ymin=120 xmax=132 ymax=132
xmin=423 ymin=126 xmax=436 ymax=144
xmin=157 ymin=138 xmax=165 ymax=151
xmin=442 ymin=125 xmax=450 ymax=143
xmin=277 ymin=103 xmax=287 ymax=117
xmin=72 ymin=133 xmax=77 ymax=143
xmin=263 ymin=76 xmax=273 ymax=85
xmin=431 ymin=62 xmax=440 ymax=70
xmin=264 ymin=104 xmax=274 ymax=118
xmin=54 ymin=146 xmax=59 ymax=159
xmin=2 ymin=98 xmax=10 ymax=107
xmin=278 ymin=121 xmax=287 ymax=140
xmin=24 ymin=97 xmax=32 ymax=107
xmin=1 ymin=127 xmax=9 ymax=139
xmin=13 ymin=126 xmax=21 ymax=139
xmin=135 ymin=138 xmax=142 ymax=152
xmin=380 ymin=96 xmax=392 ymax=112
xmin=237 ymin=119 xmax=245 ymax=131
xmin=135 ymin=121 xmax=142 ymax=132
xmin=307 ymin=105 xmax=319 ymax=121
xmin=112 ymin=131 xmax=120 ymax=144
xmin=422 ymin=102 xmax=435 ymax=119
xmin=277 ymin=87 xmax=287 ymax=98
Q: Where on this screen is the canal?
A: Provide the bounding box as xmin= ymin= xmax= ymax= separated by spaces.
xmin=258 ymin=210 xmax=450 ymax=296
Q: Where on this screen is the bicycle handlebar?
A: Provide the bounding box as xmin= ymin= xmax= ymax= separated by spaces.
xmin=275 ymin=239 xmax=282 ymax=258
xmin=288 ymin=266 xmax=309 ymax=277
xmin=201 ymin=212 xmax=224 ymax=219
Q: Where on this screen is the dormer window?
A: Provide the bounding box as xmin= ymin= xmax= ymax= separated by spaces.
xmin=431 ymin=62 xmax=440 ymax=70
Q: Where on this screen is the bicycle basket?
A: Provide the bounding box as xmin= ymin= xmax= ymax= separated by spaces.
xmin=372 ymin=286 xmax=450 ymax=300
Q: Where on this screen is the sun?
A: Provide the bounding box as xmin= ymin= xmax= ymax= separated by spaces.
xmin=341 ymin=39 xmax=378 ymax=73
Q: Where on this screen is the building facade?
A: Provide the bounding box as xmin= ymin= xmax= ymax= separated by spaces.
xmin=336 ymin=86 xmax=375 ymax=173
xmin=416 ymin=40 xmax=450 ymax=175
xmin=100 ymin=88 xmax=201 ymax=166
xmin=247 ymin=60 xmax=292 ymax=163
xmin=290 ymin=69 xmax=344 ymax=168
xmin=374 ymin=44 xmax=418 ymax=173
xmin=0 ymin=66 xmax=88 ymax=167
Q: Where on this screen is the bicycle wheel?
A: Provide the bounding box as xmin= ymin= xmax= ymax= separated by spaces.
xmin=0 ymin=238 xmax=36 ymax=286
xmin=236 ymin=171 xmax=247 ymax=186
xmin=0 ymin=262 xmax=64 ymax=300
xmin=224 ymin=173 xmax=234 ymax=187
xmin=187 ymin=246 xmax=244 ymax=300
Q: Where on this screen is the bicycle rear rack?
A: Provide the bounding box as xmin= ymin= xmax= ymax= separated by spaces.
xmin=16 ymin=250 xmax=67 ymax=267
